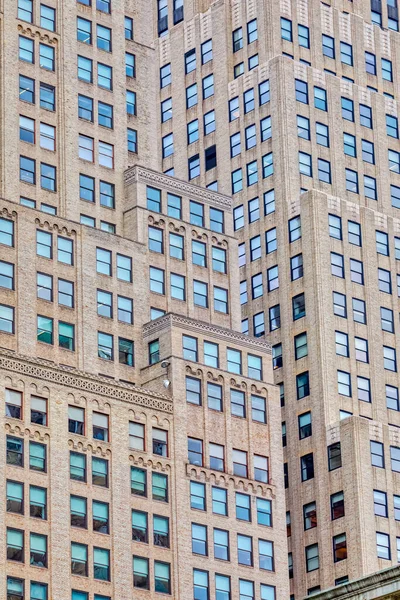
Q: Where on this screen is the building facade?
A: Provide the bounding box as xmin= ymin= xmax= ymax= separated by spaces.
xmin=1 ymin=0 xmax=400 ymax=599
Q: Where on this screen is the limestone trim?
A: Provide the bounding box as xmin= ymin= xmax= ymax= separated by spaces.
xmin=0 ymin=349 xmax=173 ymax=413
xmin=124 ymin=165 xmax=232 ymax=210
xmin=142 ymin=313 xmax=272 ymax=354
xmin=186 ymin=463 xmax=275 ymax=498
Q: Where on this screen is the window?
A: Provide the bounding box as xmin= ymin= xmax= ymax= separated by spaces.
xmin=70 ymin=495 xmax=87 ymax=528
xmin=299 ymin=412 xmax=312 ymax=439
xmin=40 ymin=163 xmax=56 ymax=191
xmin=188 ymin=437 xmax=203 ymax=466
xmin=5 ymin=390 xmax=22 ymax=419
xmin=97 ymin=63 xmax=112 ymax=90
xmin=250 ymin=394 xmax=266 ymax=423
xmin=97 ymin=24 xmax=111 ymax=52
xmin=293 ymin=294 xmax=306 ymax=322
xmin=330 ymin=491 xmax=345 ymax=521
xmin=208 ymin=384 xmax=222 ymax=413
xmin=322 ymin=34 xmax=335 ymax=58
xmin=237 ymin=534 xmax=253 ymax=567
xmin=362 ymin=139 xmax=375 ymax=163
xmin=355 ymin=337 xmax=368 ymax=363
xmin=298 ymin=24 xmax=310 ymax=47
xmin=349 ymin=259 xmax=363 ymax=284
xmin=297 ymin=115 xmax=310 ymax=140
xmin=19 ymin=75 xmax=35 ymax=103
xmin=193 ymin=280 xmax=208 ymax=308
xmin=7 ymin=528 xmax=24 ymax=562
xmin=294 ymin=332 xmax=307 ymax=359
xmin=19 ymin=36 xmax=34 ymax=63
xmin=70 ymin=451 xmax=86 ymax=481
xmin=387 ymin=385 xmax=399 ymax=411
xmin=20 ymin=116 xmax=34 ymax=144
xmin=20 ymin=156 xmax=35 ymax=185
xmin=132 ymin=556 xmax=150 ymax=590
xmin=299 ymin=152 xmax=312 ymax=177
xmin=186 ymin=83 xmax=198 ymax=109
xmin=30 ymin=485 xmax=46 ymax=519
xmin=301 ymin=453 xmax=314 ymax=481
xmin=39 ymin=43 xmax=54 ymax=71
xmin=304 ymin=502 xmax=317 ymax=530
xmin=233 ymin=27 xmax=243 ymax=51
xmin=160 ymin=64 xmax=171 ymax=89
xmin=254 ymin=455 xmax=268 ymax=482
xmin=365 ymin=52 xmax=376 ymax=75
xmin=379 ymin=268 xmax=392 ymax=294
xmin=395 ymin=496 xmax=400 ymax=521
xmin=342 ymin=97 xmax=354 ymax=121
xmin=333 ymin=533 xmax=347 ymax=563
xmin=244 ymin=89 xmax=255 ymax=113
xmin=371 ymin=441 xmax=385 ymax=468
xmin=291 ymin=254 xmax=303 ymax=280
xmin=341 ymin=41 xmax=353 ymax=65
xmin=236 ymin=492 xmax=251 ymax=521
xmin=6 ymin=480 xmax=23 ymax=514
xmin=30 ymin=533 xmax=47 ymax=567
xmin=239 ymin=580 xmax=254 ymax=600
xmin=377 ymin=532 xmax=390 ymax=560
xmin=40 ymin=82 xmax=55 ymax=111
xmin=192 ymin=523 xmax=207 ymax=556
xmin=272 ymin=344 xmax=282 ymax=369
xmin=194 ymin=570 xmax=208 ymax=600
xmin=328 ymin=443 xmax=342 ymax=470
xmin=306 ymin=544 xmax=319 ymax=572
xmin=126 ymin=52 xmax=135 ymax=78
xmin=233 ymin=449 xmax=247 ymax=477
xmin=125 ymin=16 xmax=133 ymax=39
xmin=231 ymin=389 xmax=245 ymax=418
xmin=281 ymin=18 xmax=292 ymax=41
xmin=314 ymin=87 xmax=327 ymax=111
xmin=374 ymin=490 xmax=388 ymax=517
xmin=295 ymin=79 xmax=308 ymax=103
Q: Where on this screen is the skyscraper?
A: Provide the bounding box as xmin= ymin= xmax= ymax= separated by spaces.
xmin=2 ymin=0 xmax=400 ymax=598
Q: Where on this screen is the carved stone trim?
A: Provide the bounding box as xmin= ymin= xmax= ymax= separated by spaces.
xmin=0 ymin=349 xmax=173 ymax=414
xmin=129 ymin=454 xmax=171 ymax=472
xmin=143 ymin=313 xmax=272 ymax=354
xmin=17 ymin=24 xmax=58 ymax=43
xmin=185 ymin=463 xmax=275 ymax=498
xmin=124 ymin=165 xmax=232 ymax=210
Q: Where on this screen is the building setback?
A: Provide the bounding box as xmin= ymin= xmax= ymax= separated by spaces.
xmin=1 ymin=0 xmax=400 ymax=599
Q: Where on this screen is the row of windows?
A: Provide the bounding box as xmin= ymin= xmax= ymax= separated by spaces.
xmin=77 ymin=17 xmax=112 ymax=52
xmin=19 ymin=36 xmax=55 ymax=71
xmin=20 ymin=157 xmax=57 ymax=192
xmin=281 ymin=18 xmax=395 ymax=81
xmin=229 ymin=118 xmax=271 ymax=160
xmin=146 ymin=186 xmax=225 ymax=233
xmin=148 ymin=226 xmax=227 ymax=273
xmin=187 ymin=437 xmax=268 ymax=482
xmin=193 ymin=570 xmax=274 ymax=600
xmin=331 ymin=252 xmax=400 ymax=299
xmin=19 ymin=75 xmax=55 ymax=110
xmin=228 ymin=81 xmax=270 ymax=122
xmin=186 ymin=377 xmax=267 ymax=420
xmin=19 ymin=116 xmax=55 ymax=151
xmin=182 ymin=336 xmax=263 ymax=379
xmin=329 ymin=213 xmax=400 ymax=259
xmin=241 ymin=292 xmax=305 ymax=338
xmin=17 ymin=0 xmax=56 ymax=30
xmin=149 ymin=266 xmax=229 ymax=312
xmin=191 ymin=523 xmax=274 ymax=571
xmin=157 ymin=0 xmax=184 ymax=35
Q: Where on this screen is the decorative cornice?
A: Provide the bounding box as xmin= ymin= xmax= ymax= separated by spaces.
xmin=143 ymin=313 xmax=272 ymax=354
xmin=185 ymin=463 xmax=275 ymax=498
xmin=0 ymin=349 xmax=173 ymax=414
xmin=124 ymin=165 xmax=232 ymax=210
